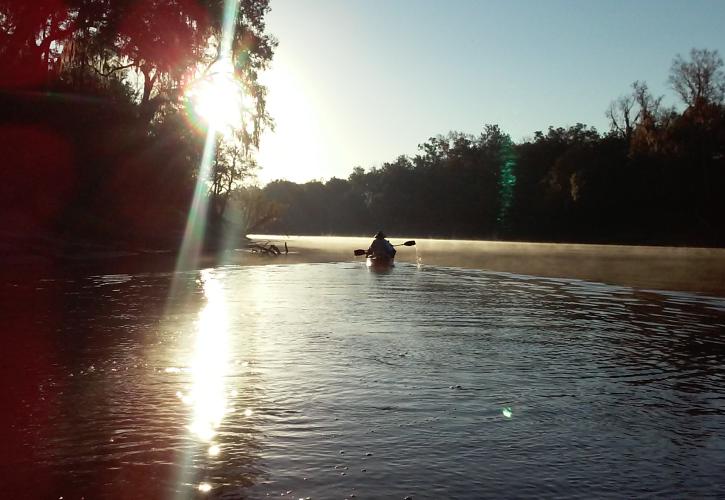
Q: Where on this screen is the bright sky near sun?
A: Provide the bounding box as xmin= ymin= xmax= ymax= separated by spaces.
xmin=254 ymin=0 xmax=725 ymax=186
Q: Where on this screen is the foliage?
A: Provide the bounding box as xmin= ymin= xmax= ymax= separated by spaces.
xmin=0 ymin=0 xmax=276 ymax=164
xmin=1 ymin=0 xmax=275 ymax=249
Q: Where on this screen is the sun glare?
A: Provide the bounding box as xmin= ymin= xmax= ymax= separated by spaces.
xmin=256 ymin=62 xmax=327 ymax=184
xmin=187 ymin=58 xmax=243 ymax=133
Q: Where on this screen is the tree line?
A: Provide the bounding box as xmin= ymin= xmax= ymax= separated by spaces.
xmin=2 ymin=5 xmax=723 ymax=252
xmin=258 ymin=49 xmax=725 ymax=247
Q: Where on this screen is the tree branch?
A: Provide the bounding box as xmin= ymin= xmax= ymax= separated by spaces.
xmin=90 ymin=60 xmax=136 ymax=77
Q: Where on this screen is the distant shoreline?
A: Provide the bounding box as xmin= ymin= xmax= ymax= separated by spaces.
xmin=254 ymin=235 xmax=725 ymax=297
xmin=3 ymin=234 xmax=724 ymax=297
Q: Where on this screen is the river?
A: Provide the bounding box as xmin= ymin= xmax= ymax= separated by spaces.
xmin=2 ymin=237 xmax=725 ymax=498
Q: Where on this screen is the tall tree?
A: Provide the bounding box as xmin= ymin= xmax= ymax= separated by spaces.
xmin=607 ymin=93 xmax=638 ymax=142
xmin=669 ymin=48 xmax=725 ymax=108
xmin=209 ymin=130 xmax=258 ymax=220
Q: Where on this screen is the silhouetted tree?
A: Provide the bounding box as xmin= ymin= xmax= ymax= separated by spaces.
xmin=669 ymin=48 xmax=725 ymax=108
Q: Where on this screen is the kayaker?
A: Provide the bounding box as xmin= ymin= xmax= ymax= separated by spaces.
xmin=367 ymin=231 xmax=396 ymax=258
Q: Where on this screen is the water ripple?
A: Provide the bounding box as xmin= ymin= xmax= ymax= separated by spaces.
xmin=3 ymin=263 xmax=725 ymax=498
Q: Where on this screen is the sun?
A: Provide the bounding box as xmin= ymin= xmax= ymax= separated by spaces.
xmin=186 ymin=58 xmax=243 ymax=133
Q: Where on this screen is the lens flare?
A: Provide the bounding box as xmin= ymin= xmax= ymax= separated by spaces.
xmin=496 ymin=136 xmax=517 ymax=231
xmin=172 ymin=0 xmax=242 ymax=495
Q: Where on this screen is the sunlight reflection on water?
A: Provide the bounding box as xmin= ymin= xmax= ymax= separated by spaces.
xmin=187 ymin=270 xmax=230 ymax=445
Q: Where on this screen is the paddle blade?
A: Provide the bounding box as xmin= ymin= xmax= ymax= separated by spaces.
xmin=402 ymin=240 xmax=416 ymax=246
xmin=354 ymin=249 xmax=367 ymax=256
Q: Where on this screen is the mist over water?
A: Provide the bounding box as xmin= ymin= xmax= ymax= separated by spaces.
xmin=2 ymin=251 xmax=724 ymax=498
xmin=251 ymin=235 xmax=725 ymax=296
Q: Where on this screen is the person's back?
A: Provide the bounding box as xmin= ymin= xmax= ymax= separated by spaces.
xmin=367 ymin=231 xmax=396 ymax=258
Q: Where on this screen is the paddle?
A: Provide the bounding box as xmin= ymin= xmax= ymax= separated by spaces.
xmin=354 ymin=240 xmax=415 ymax=256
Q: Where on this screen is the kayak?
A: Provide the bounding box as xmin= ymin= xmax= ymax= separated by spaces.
xmin=355 ymin=241 xmax=414 ymax=269
xmin=366 ymin=254 xmax=394 ymax=270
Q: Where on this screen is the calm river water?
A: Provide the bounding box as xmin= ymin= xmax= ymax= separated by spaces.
xmin=3 ymin=254 xmax=725 ymax=498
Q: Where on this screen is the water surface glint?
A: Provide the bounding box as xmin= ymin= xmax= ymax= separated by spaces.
xmin=2 ymin=262 xmax=725 ymax=498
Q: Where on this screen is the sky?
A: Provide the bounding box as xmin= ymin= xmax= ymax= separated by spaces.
xmin=253 ymin=0 xmax=725 ymax=186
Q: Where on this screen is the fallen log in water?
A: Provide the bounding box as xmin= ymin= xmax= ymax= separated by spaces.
xmin=247 ymin=241 xmax=285 ymax=256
